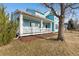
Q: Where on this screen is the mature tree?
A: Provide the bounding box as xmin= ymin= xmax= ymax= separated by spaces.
xmin=43 ymin=3 xmax=79 ymax=41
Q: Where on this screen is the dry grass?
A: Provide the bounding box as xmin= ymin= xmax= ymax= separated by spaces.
xmin=0 ymin=31 xmax=79 ymax=56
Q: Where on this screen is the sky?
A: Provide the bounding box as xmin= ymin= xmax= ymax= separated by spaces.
xmin=1 ymin=3 xmax=79 ymax=23
xmin=3 ymin=3 xmax=48 ymax=13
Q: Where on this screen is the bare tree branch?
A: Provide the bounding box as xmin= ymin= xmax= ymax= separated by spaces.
xmin=43 ymin=3 xmax=60 ymax=17
xmin=70 ymin=6 xmax=79 ymax=9
xmin=65 ymin=3 xmax=79 ymax=10
xmin=64 ymin=3 xmax=76 ymax=9
xmin=42 ymin=3 xmax=79 ymax=41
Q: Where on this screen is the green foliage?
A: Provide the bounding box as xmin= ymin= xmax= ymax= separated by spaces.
xmin=0 ymin=5 xmax=18 ymax=46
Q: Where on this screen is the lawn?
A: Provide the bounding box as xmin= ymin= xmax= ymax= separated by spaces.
xmin=0 ymin=31 xmax=79 ymax=56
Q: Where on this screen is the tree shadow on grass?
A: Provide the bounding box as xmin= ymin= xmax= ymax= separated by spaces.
xmin=46 ymin=37 xmax=66 ymax=43
xmin=46 ymin=38 xmax=58 ymax=41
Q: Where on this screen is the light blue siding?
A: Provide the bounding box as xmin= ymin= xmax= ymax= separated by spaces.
xmin=23 ymin=18 xmax=51 ymax=29
xmin=23 ymin=19 xmax=30 ymax=27
xmin=43 ymin=23 xmax=50 ymax=28
xmin=47 ymin=23 xmax=50 ymax=28
xmin=52 ymin=22 xmax=54 ymax=31
xmin=46 ymin=13 xmax=59 ymax=32
xmin=46 ymin=13 xmax=55 ymax=32
xmin=23 ymin=18 xmax=40 ymax=27
xmin=46 ymin=13 xmax=54 ymax=21
xmin=31 ymin=20 xmax=41 ymax=28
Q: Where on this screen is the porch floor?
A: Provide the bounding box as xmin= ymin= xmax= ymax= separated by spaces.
xmin=19 ymin=33 xmax=58 ymax=42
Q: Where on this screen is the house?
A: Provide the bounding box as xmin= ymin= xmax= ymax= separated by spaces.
xmin=64 ymin=23 xmax=68 ymax=30
xmin=11 ymin=9 xmax=59 ymax=36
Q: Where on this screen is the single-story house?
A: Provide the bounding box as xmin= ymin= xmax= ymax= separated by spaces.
xmin=11 ymin=9 xmax=59 ymax=36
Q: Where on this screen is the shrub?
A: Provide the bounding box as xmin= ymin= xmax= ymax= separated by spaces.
xmin=0 ymin=5 xmax=18 ymax=46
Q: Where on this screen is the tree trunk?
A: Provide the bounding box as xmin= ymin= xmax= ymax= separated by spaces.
xmin=57 ymin=3 xmax=65 ymax=41
xmin=57 ymin=17 xmax=64 ymax=41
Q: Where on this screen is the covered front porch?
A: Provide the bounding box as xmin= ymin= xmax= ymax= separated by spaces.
xmin=19 ymin=13 xmax=53 ymax=36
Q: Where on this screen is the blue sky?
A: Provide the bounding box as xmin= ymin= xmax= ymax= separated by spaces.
xmin=3 ymin=3 xmax=48 ymax=13
xmin=2 ymin=3 xmax=79 ymax=22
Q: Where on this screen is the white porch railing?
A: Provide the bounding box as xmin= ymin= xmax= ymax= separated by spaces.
xmin=41 ymin=28 xmax=52 ymax=33
xmin=23 ymin=27 xmax=52 ymax=34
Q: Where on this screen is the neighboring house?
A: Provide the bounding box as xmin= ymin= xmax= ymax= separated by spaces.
xmin=11 ymin=9 xmax=59 ymax=36
xmin=64 ymin=23 xmax=68 ymax=30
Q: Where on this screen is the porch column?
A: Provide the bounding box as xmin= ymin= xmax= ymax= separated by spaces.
xmin=41 ymin=20 xmax=43 ymax=33
xmin=19 ymin=14 xmax=23 ymax=36
xmin=50 ymin=22 xmax=52 ymax=32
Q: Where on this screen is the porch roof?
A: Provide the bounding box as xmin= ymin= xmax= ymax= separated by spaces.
xmin=15 ymin=10 xmax=54 ymax=23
